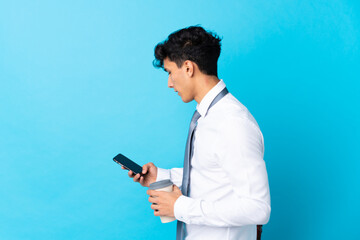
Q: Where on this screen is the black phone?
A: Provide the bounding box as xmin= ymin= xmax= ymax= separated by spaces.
xmin=113 ymin=153 xmax=143 ymax=175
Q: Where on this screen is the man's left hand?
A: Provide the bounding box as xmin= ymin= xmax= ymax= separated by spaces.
xmin=147 ymin=185 xmax=182 ymax=217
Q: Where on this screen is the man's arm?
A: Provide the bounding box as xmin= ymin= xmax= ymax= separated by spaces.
xmin=156 ymin=167 xmax=183 ymax=188
xmin=173 ymin=116 xmax=271 ymax=227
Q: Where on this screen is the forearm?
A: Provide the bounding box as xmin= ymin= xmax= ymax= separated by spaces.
xmin=156 ymin=167 xmax=183 ymax=188
xmin=174 ymin=195 xmax=271 ymax=227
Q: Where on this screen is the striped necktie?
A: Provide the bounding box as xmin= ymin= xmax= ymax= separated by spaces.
xmin=176 ymin=87 xmax=229 ymax=240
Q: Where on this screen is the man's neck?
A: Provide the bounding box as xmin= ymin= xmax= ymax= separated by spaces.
xmin=194 ymin=76 xmax=220 ymax=104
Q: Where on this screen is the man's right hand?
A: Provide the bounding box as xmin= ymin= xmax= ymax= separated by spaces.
xmin=121 ymin=162 xmax=157 ymax=187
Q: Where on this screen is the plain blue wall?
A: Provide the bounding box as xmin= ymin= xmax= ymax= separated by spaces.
xmin=1 ymin=0 xmax=359 ymax=239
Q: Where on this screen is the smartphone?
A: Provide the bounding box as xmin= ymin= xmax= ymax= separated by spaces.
xmin=113 ymin=153 xmax=143 ymax=175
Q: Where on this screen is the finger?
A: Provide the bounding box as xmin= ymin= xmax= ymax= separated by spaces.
xmin=142 ymin=163 xmax=153 ymax=175
xmin=139 ymin=176 xmax=145 ymax=185
xmin=133 ymin=174 xmax=141 ymax=182
xmin=173 ymin=185 xmax=181 ymax=193
xmin=147 ymin=190 xmax=158 ymax=196
xmin=148 ymin=190 xmax=162 ymax=197
xmin=150 ymin=203 xmax=159 ymax=210
xmin=128 ymin=170 xmax=134 ymax=178
xmin=142 ymin=164 xmax=148 ymax=175
xmin=148 ymin=196 xmax=159 ymax=204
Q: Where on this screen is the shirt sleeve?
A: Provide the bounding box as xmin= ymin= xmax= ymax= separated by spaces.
xmin=156 ymin=167 xmax=183 ymax=188
xmin=174 ymin=116 xmax=271 ymax=227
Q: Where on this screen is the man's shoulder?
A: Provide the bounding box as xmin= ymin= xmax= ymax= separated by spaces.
xmin=212 ymin=93 xmax=259 ymax=126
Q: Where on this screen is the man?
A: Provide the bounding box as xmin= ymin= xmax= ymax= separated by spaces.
xmin=122 ymin=26 xmax=271 ymax=240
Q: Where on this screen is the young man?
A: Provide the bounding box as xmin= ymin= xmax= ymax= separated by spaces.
xmin=122 ymin=26 xmax=271 ymax=240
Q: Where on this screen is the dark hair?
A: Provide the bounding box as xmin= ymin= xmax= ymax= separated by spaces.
xmin=153 ymin=26 xmax=222 ymax=77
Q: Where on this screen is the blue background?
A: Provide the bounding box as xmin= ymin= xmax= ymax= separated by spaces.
xmin=1 ymin=0 xmax=359 ymax=239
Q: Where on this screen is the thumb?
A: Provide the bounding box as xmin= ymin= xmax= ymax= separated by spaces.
xmin=142 ymin=164 xmax=149 ymax=175
xmin=173 ymin=185 xmax=181 ymax=193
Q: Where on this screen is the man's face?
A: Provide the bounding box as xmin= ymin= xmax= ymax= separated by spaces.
xmin=163 ymin=58 xmax=195 ymax=103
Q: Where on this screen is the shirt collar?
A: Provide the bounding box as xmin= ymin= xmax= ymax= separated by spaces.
xmin=196 ymin=79 xmax=226 ymax=117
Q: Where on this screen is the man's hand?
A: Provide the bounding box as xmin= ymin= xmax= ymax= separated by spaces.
xmin=147 ymin=185 xmax=182 ymax=217
xmin=121 ymin=162 xmax=157 ymax=187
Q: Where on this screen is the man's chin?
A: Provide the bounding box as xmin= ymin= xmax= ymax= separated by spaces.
xmin=180 ymin=96 xmax=194 ymax=103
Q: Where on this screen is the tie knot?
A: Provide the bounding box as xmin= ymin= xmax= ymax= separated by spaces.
xmin=191 ymin=110 xmax=201 ymax=124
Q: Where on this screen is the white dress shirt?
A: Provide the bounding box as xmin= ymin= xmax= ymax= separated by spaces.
xmin=156 ymin=80 xmax=271 ymax=240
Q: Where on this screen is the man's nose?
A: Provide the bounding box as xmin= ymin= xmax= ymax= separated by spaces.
xmin=168 ymin=76 xmax=174 ymax=88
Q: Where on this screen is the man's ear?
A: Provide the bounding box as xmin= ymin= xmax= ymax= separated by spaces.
xmin=183 ymin=60 xmax=194 ymax=77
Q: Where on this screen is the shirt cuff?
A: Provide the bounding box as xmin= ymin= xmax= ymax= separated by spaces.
xmin=174 ymin=195 xmax=200 ymax=224
xmin=156 ymin=168 xmax=171 ymax=182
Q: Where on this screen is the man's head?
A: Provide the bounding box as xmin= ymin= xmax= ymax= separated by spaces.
xmin=153 ymin=26 xmax=222 ymax=103
xmin=153 ymin=26 xmax=222 ymax=76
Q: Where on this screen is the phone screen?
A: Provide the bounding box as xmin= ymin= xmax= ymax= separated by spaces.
xmin=113 ymin=153 xmax=143 ymax=175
